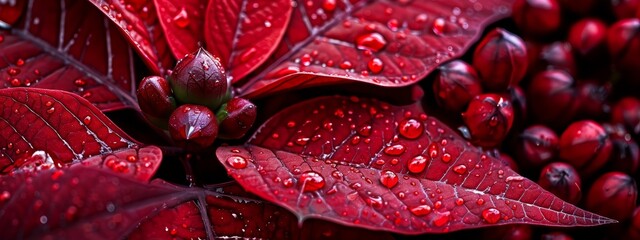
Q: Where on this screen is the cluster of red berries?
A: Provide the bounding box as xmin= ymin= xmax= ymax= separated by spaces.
xmin=136 ymin=48 xmax=257 ymax=151
xmin=433 ymin=0 xmax=640 ymax=238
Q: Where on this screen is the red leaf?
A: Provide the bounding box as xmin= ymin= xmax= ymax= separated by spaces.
xmin=87 ymin=0 xmax=174 ymax=75
xmin=153 ymin=0 xmax=207 ymax=59
xmin=234 ymin=0 xmax=511 ymax=98
xmin=204 ymin=0 xmax=293 ymax=82
xmin=0 ymin=88 xmax=160 ymax=181
xmin=216 ymin=96 xmax=615 ymax=234
xmin=0 ymin=0 xmax=138 ymax=111
xmin=0 ymin=166 xmax=393 ymax=240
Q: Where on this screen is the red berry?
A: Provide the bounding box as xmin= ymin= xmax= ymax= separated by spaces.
xmin=508 ymin=86 xmax=528 ymax=126
xmin=168 ymin=104 xmax=219 ymax=150
xmin=538 ymin=162 xmax=582 ymax=204
xmin=473 ymin=28 xmax=528 ymax=91
xmin=170 ymin=48 xmax=231 ymax=109
xmin=559 ymin=120 xmax=613 ymax=176
xmin=585 ymin=172 xmax=637 ymax=221
xmin=462 ymin=94 xmax=514 ymax=148
xmin=576 ymin=80 xmax=611 ymax=118
xmin=541 ymin=232 xmax=573 ymax=240
xmin=432 ymin=60 xmax=483 ymax=112
xmin=604 ymin=123 xmax=639 ymax=174
xmin=607 ymin=19 xmax=640 ymax=73
xmin=526 ymin=70 xmax=579 ymax=126
xmin=512 ymin=0 xmax=562 ymax=37
xmin=611 ymin=0 xmax=640 ymax=20
xmin=136 ymin=76 xmax=177 ymax=129
xmin=568 ymin=18 xmax=608 ymax=57
xmin=611 ymin=97 xmax=640 ymax=135
xmin=218 ymin=97 xmax=258 ymax=139
xmin=518 ymin=125 xmax=558 ymax=167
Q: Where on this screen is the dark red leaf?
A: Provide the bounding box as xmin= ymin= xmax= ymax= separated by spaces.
xmin=204 ymin=0 xmax=293 ymax=82
xmin=153 ymin=0 xmax=207 ymax=59
xmin=0 ymin=0 xmax=25 ymax=25
xmin=0 ymin=166 xmax=393 ymax=240
xmin=0 ymin=88 xmax=160 ymax=181
xmin=235 ymin=0 xmax=511 ymax=98
xmin=0 ymin=0 xmax=138 ymax=111
xmin=87 ymin=0 xmax=174 ymax=75
xmin=216 ymin=96 xmax=615 ymax=234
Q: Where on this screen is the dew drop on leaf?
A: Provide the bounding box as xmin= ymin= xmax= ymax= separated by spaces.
xmin=0 ymin=191 xmax=11 ymax=202
xmin=482 ymin=208 xmax=501 ymax=224
xmin=226 ymin=156 xmax=248 ymax=169
xmin=432 ymin=211 xmax=451 ymax=227
xmin=410 ymin=205 xmax=432 ymax=216
xmin=407 ymin=155 xmax=428 ymax=173
xmin=83 ymin=116 xmax=91 ymax=125
xmin=453 ymin=164 xmax=467 ymax=174
xmin=299 ymin=171 xmax=325 ymax=192
xmin=398 ymin=118 xmax=424 ymax=139
xmin=367 ymin=58 xmax=384 ymax=74
xmin=322 ymin=0 xmax=336 ymax=12
xmin=283 ymin=178 xmax=294 ymax=188
xmin=384 ymin=144 xmax=406 ymax=156
xmin=355 ymin=32 xmax=387 ymax=52
xmin=379 ymin=170 xmax=399 ymax=189
xmin=240 ymin=47 xmax=257 ymax=63
xmin=172 ymin=8 xmax=190 ymax=28
xmin=339 ymin=60 xmax=352 ymax=69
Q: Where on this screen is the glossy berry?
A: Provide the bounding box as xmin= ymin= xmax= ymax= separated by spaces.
xmin=170 ymin=48 xmax=231 ymax=110
xmin=472 ymin=28 xmax=528 ymax=91
xmin=538 ymin=162 xmax=582 ymax=204
xmin=462 ymin=94 xmax=514 ymax=148
xmin=611 ymin=97 xmax=640 ymax=135
xmin=526 ymin=70 xmax=579 ymax=126
xmin=136 ymin=76 xmax=177 ymax=129
xmin=507 ymin=86 xmax=528 ymax=127
xmin=535 ymin=42 xmax=576 ymax=77
xmin=168 ymin=104 xmax=219 ymax=151
xmin=512 ymin=0 xmax=561 ymax=37
xmin=559 ymin=120 xmax=612 ymax=176
xmin=576 ymin=80 xmax=611 ymax=118
xmin=604 ymin=123 xmax=640 ymax=174
xmin=585 ymin=172 xmax=637 ymax=221
xmin=217 ymin=97 xmax=257 ymax=139
xmin=541 ymin=232 xmax=573 ymax=240
xmin=517 ymin=125 xmax=558 ymax=167
xmin=568 ymin=18 xmax=607 ymax=57
xmin=611 ymin=0 xmax=640 ymax=20
xmin=607 ymin=19 xmax=640 ymax=73
xmin=432 ymin=60 xmax=483 ymax=112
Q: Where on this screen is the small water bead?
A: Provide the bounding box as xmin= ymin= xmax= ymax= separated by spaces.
xmin=432 ymin=18 xmax=446 ymax=35
xmin=407 ymin=155 xmax=427 ymax=173
xmin=339 ymin=60 xmax=352 ymax=69
xmin=83 ymin=116 xmax=92 ymax=125
xmin=295 ymin=137 xmax=309 ymax=146
xmin=300 ymin=53 xmax=312 ymax=66
xmin=367 ymin=58 xmax=384 ymax=74
xmin=432 ymin=211 xmax=450 ymax=227
xmin=126 ymin=155 xmax=137 ymax=162
xmin=0 ymin=191 xmax=11 ymax=201
xmin=476 ymin=199 xmax=485 ymax=205
xmin=286 ymin=121 xmax=296 ymax=128
xmin=379 ymin=170 xmax=398 ymax=189
xmin=455 ymin=198 xmax=464 ymax=206
xmin=410 ymin=205 xmax=432 ymax=216
xmin=482 ymin=208 xmax=501 ymax=224
xmin=384 ymin=144 xmax=406 ymax=156
xmin=441 ymin=153 xmax=452 ymax=163
xmin=428 ymin=143 xmax=439 ymax=158
xmin=299 ymin=171 xmax=325 ymax=192
xmin=350 ymin=136 xmax=361 ymax=145
xmin=453 ymin=165 xmax=467 ymax=174
xmin=366 ymin=195 xmax=384 ymax=208
xmin=226 ymin=156 xmax=248 ymax=169
xmin=172 ymin=8 xmax=190 ymax=28
xmin=355 ymin=32 xmax=387 ymax=52
xmin=398 ymin=118 xmax=424 ymax=139
xmin=7 ymin=68 xmax=19 ymax=76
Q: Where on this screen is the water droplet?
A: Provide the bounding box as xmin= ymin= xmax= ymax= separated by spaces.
xmin=476 ymin=198 xmax=485 ymax=205
xmin=351 ymin=136 xmax=361 ymax=145
xmin=366 ymin=195 xmax=384 ymax=208
xmin=226 ymin=156 xmax=248 ymax=169
xmin=453 ymin=165 xmax=467 ymax=174
xmin=65 ymin=206 xmax=77 ymax=221
xmin=432 ymin=18 xmax=446 ymax=35
xmin=384 ymin=144 xmax=406 ymax=156
xmin=83 ymin=116 xmax=91 ymax=125
xmin=283 ymin=178 xmax=294 ymax=188
xmin=455 ymin=198 xmax=464 ymax=206
xmin=358 ymin=125 xmax=372 ymax=136
xmin=432 ymin=211 xmax=450 ymax=227
xmin=339 ymin=60 xmax=352 ymax=69
xmin=240 ymin=47 xmax=257 ymax=63
xmin=408 ymin=155 xmax=427 ymax=173
xmin=126 ymin=155 xmax=137 ymax=162
xmin=46 ymin=107 xmax=55 ymax=114
xmin=300 ymin=53 xmax=312 ymax=66
xmin=367 ymin=58 xmax=384 ymax=74
xmin=387 ymin=19 xmax=399 ymax=31
xmin=299 ymin=171 xmax=325 ymax=192
xmin=0 ymin=191 xmax=10 ymax=201
xmin=74 ymin=78 xmax=86 ymax=87
xmin=322 ymin=0 xmax=336 ymax=12
xmin=51 ymin=170 xmax=64 ymax=180
xmin=286 ymin=121 xmax=296 ymax=128
xmin=264 ymin=21 xmax=272 ymax=27
xmin=171 ymin=8 xmax=190 ymax=28
xmin=415 ymin=13 xmax=428 ymax=24
xmin=442 ymin=153 xmax=452 ymax=163
xmin=10 ymin=78 xmax=20 ymax=87
xmin=355 ymin=32 xmax=387 ymax=52
xmin=482 ymin=208 xmax=501 ymax=224
xmin=398 ymin=118 xmax=423 ymax=139
xmin=295 ymin=137 xmax=309 ymax=146
xmin=101 ymin=4 xmax=110 ymax=11
xmin=379 ymin=170 xmax=398 ymax=188
xmin=428 ymin=143 xmax=439 ymax=158
xmin=7 ymin=68 xmax=19 ymax=76
xmin=410 ymin=205 xmax=432 ymax=216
